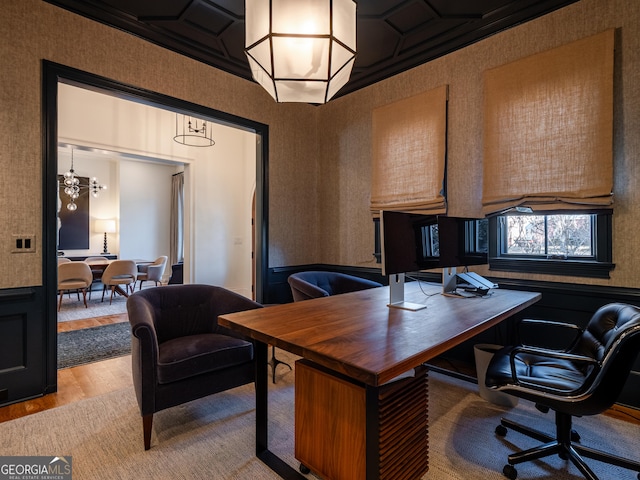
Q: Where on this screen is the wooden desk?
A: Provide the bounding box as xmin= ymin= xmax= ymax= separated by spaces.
xmin=219 ymin=282 xmax=541 ymax=480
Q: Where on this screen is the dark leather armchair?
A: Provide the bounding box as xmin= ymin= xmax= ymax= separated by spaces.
xmin=287 ymin=270 xmax=382 ymax=302
xmin=485 ymin=303 xmax=640 ymax=480
xmin=126 ymin=284 xmax=262 ymax=450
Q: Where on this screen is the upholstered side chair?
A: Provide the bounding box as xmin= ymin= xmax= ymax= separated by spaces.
xmin=288 ymin=270 xmax=383 ymax=301
xmin=126 ymin=284 xmax=263 ymax=450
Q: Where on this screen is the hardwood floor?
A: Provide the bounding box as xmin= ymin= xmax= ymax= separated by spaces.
xmin=0 ymin=313 xmax=132 ymax=423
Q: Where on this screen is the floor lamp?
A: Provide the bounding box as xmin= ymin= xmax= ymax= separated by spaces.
xmin=94 ymin=219 xmax=116 ymax=254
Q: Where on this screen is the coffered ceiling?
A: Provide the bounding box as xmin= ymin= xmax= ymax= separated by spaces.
xmin=46 ymin=0 xmax=579 ymax=99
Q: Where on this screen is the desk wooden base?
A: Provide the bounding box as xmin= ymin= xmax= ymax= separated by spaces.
xmin=295 ymin=360 xmax=429 ymax=480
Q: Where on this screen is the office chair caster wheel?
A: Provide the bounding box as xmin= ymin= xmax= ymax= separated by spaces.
xmin=299 ymin=463 xmax=310 ymax=474
xmin=571 ymin=429 xmax=580 ymax=442
xmin=503 ymin=464 xmax=517 ymax=479
xmin=502 ymin=464 xmax=518 ymax=480
xmin=495 ymin=424 xmax=508 ymax=436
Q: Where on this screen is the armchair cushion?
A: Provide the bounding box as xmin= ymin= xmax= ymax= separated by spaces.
xmin=157 ymin=333 xmax=253 ymax=384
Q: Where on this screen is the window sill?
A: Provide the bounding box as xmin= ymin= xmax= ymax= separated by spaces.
xmin=489 ymin=258 xmax=615 ymax=279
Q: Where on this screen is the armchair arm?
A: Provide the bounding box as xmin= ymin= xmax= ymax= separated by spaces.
xmin=519 ymin=318 xmax=583 ymax=351
xmin=508 ymin=345 xmax=600 ymax=395
xmin=126 ymin=296 xmax=160 ymax=415
xmin=291 ymin=279 xmax=328 ymax=299
xmin=334 ymin=276 xmax=382 ymax=294
xmin=137 ymin=262 xmax=153 ymax=273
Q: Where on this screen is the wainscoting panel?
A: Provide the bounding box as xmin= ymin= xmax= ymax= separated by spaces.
xmin=0 ymin=287 xmax=46 ymax=407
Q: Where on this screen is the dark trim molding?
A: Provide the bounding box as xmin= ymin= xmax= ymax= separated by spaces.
xmin=42 ymin=60 xmax=270 ymax=395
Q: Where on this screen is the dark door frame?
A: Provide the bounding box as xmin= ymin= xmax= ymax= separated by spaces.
xmin=42 ymin=60 xmax=269 ymax=393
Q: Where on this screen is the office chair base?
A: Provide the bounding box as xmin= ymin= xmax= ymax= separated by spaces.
xmin=269 ymin=345 xmax=292 ymax=384
xmin=497 ymin=416 xmax=640 ymax=480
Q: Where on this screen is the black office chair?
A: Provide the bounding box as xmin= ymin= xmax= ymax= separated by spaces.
xmin=485 ymin=303 xmax=640 ymax=480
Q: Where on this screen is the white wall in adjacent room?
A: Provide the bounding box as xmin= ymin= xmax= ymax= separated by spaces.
xmin=57 ymin=83 xmax=256 ymax=296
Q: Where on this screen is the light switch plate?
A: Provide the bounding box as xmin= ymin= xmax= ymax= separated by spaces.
xmin=11 ymin=234 xmax=36 ymax=253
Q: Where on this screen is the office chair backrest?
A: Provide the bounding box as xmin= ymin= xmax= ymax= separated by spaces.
xmin=568 ymin=303 xmax=640 ymax=414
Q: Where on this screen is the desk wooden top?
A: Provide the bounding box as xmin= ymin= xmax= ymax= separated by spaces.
xmin=219 ymin=282 xmax=540 ymax=386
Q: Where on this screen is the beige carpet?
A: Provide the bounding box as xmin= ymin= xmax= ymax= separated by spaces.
xmin=0 ymin=352 xmax=637 ymax=479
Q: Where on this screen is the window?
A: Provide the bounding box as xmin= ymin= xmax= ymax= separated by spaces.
xmin=489 ymin=210 xmax=614 ymax=278
xmin=419 ymin=223 xmax=440 ymax=258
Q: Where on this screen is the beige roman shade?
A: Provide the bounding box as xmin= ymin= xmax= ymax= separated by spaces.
xmin=370 ymin=85 xmax=448 ymax=216
xmin=482 ymin=29 xmax=614 ymax=216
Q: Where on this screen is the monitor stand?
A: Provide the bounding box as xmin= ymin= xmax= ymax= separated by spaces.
xmin=387 ymin=273 xmax=427 ymax=311
xmin=442 ymin=267 xmax=459 ymax=296
xmin=442 ymin=267 xmax=497 ymax=297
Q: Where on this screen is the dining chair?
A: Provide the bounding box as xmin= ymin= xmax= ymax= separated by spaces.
xmin=137 ymin=256 xmax=168 ymax=290
xmin=57 ymin=261 xmax=93 ymax=311
xmin=101 ymin=259 xmax=137 ymax=304
xmin=84 ymin=256 xmax=109 ymax=299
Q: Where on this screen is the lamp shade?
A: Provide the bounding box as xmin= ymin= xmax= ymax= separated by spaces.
xmin=94 ymin=219 xmax=116 ymax=233
xmin=245 ymin=0 xmax=357 ymax=104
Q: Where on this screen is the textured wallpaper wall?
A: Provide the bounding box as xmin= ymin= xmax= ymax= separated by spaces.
xmin=316 ymin=0 xmax=640 ymax=288
xmin=1 ymin=0 xmax=319 ymax=288
xmin=1 ymin=0 xmax=639 ymax=289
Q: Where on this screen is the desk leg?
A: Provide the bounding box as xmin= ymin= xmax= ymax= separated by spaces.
xmin=254 ymin=341 xmax=306 ymax=479
xmin=255 ymin=341 xmax=268 ymax=454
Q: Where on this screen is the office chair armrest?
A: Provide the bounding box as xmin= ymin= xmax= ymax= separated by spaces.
xmin=509 ymin=346 xmax=599 ymax=392
xmin=520 ymin=318 xmax=582 ymax=331
xmin=519 ymin=319 xmax=583 ymax=351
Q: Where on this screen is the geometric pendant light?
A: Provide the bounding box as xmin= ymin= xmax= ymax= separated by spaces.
xmin=245 ymin=0 xmax=357 ymax=104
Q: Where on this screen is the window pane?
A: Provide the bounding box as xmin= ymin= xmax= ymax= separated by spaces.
xmin=506 ymin=215 xmax=546 ymax=254
xmin=546 ymin=214 xmax=592 ymax=257
xmin=505 ymin=214 xmax=593 ymax=257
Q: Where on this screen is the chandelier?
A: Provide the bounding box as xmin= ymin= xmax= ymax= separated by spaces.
xmin=244 ymin=0 xmax=357 ymax=104
xmin=62 ymin=148 xmax=107 ymax=211
xmin=173 ymin=114 xmax=215 ymax=147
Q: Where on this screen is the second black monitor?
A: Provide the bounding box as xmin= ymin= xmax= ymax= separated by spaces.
xmin=380 ymin=210 xmax=488 ymax=276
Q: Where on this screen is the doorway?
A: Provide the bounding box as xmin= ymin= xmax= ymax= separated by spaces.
xmin=43 ymin=61 xmax=269 ymax=392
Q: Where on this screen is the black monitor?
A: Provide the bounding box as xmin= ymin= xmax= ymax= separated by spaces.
xmin=380 ymin=211 xmax=492 ymax=307
xmin=380 ymin=210 xmax=440 ymax=277
xmin=437 ymin=216 xmax=488 ymax=269
xmin=380 ymin=210 xmax=440 ymax=310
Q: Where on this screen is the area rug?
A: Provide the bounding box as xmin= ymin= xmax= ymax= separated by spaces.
xmin=57 ymin=322 xmax=131 ymax=369
xmin=56 ymin=291 xmax=128 ymax=322
xmin=1 ymin=358 xmax=637 ymax=480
